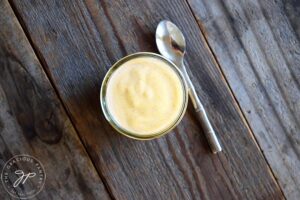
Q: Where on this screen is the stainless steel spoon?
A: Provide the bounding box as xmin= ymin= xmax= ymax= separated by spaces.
xmin=156 ymin=20 xmax=222 ymax=153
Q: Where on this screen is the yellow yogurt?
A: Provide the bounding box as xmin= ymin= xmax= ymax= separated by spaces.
xmin=106 ymin=56 xmax=185 ymax=136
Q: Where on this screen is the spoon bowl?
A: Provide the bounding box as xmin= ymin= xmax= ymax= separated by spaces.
xmin=156 ymin=20 xmax=186 ymax=66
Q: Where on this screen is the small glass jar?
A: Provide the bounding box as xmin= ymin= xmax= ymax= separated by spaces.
xmin=100 ymin=52 xmax=188 ymax=140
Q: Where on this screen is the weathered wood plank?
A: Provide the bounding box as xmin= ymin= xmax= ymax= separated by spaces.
xmin=0 ymin=1 xmax=111 ymax=199
xmin=187 ymin=0 xmax=300 ymax=199
xmin=10 ymin=0 xmax=283 ymax=199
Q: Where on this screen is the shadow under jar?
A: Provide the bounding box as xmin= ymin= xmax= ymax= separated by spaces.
xmin=100 ymin=52 xmax=188 ymax=140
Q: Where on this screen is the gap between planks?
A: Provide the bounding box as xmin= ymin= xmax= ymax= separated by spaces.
xmin=6 ymin=0 xmax=116 ymax=199
xmin=183 ymin=0 xmax=286 ymax=198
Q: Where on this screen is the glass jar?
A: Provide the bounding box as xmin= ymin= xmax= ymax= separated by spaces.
xmin=100 ymin=52 xmax=188 ymax=140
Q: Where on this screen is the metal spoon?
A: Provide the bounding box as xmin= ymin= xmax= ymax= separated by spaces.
xmin=156 ymin=20 xmax=222 ymax=153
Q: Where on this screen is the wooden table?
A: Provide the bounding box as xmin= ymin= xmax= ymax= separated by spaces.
xmin=0 ymin=0 xmax=299 ymax=199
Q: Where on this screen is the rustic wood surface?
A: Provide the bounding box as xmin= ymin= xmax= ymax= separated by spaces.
xmin=6 ymin=0 xmax=284 ymax=199
xmin=2 ymin=0 xmax=298 ymax=199
xmin=186 ymin=0 xmax=300 ymax=199
xmin=0 ymin=1 xmax=111 ymax=199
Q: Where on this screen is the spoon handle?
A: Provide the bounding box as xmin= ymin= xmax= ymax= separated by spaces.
xmin=181 ymin=65 xmax=222 ymax=153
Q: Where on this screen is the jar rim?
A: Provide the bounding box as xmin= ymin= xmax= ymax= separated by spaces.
xmin=100 ymin=52 xmax=188 ymax=140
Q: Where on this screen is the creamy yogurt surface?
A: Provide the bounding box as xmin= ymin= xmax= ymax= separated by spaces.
xmin=106 ymin=56 xmax=184 ymax=136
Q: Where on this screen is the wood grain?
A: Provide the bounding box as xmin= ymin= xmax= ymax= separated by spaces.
xmin=187 ymin=0 xmax=300 ymax=199
xmin=0 ymin=1 xmax=111 ymax=199
xmin=9 ymin=0 xmax=283 ymax=199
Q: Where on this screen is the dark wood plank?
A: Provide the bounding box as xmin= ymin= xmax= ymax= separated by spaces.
xmin=186 ymin=0 xmax=300 ymax=199
xmin=0 ymin=1 xmax=111 ymax=199
xmin=10 ymin=0 xmax=283 ymax=199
